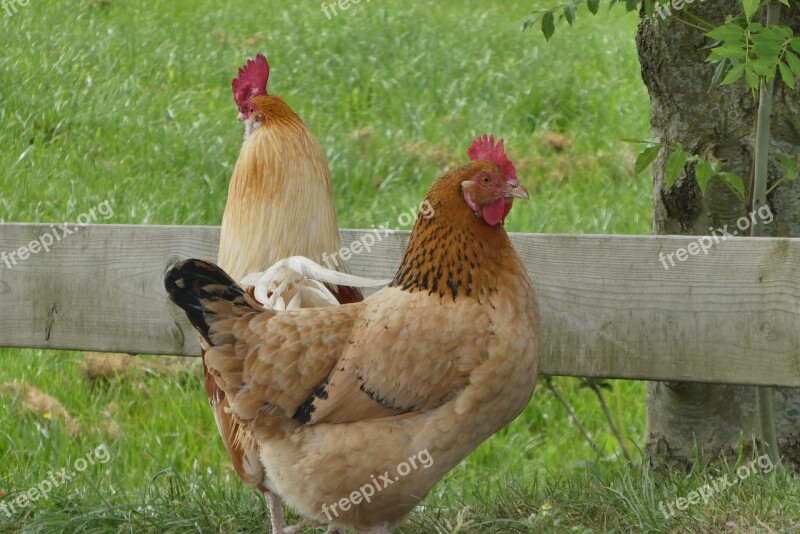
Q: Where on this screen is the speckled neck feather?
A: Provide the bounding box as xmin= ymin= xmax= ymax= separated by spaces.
xmin=390 ymin=166 xmax=514 ymax=303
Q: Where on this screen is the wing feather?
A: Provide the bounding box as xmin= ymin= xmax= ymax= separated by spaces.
xmin=205 ymin=303 xmax=363 ymax=423
xmin=207 ymin=287 xmax=492 ymax=431
xmin=299 ymin=287 xmax=490 ymax=425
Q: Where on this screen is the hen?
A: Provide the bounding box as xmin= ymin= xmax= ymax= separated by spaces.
xmin=169 ymin=135 xmax=539 ymax=533
xmin=210 ymin=52 xmax=363 ymax=532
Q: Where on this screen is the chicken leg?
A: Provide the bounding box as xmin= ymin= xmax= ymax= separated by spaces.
xmin=265 ymin=492 xmax=307 ymax=534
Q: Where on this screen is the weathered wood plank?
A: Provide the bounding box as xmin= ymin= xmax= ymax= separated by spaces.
xmin=1 ymin=223 xmax=799 ymax=386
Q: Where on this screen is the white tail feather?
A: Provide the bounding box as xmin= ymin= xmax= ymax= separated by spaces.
xmin=240 ymin=256 xmax=391 ymax=310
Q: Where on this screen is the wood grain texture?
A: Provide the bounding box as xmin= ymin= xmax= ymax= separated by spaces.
xmin=1 ymin=224 xmax=799 ymax=386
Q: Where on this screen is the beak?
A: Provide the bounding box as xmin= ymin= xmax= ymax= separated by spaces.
xmin=504 ymin=182 xmax=529 ymax=200
xmin=237 ymin=112 xmax=245 ymax=123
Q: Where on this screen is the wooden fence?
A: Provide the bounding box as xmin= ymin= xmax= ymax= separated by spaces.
xmin=1 ymin=223 xmax=799 ymax=386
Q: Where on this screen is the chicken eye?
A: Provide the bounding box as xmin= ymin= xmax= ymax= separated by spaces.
xmin=481 ymin=175 xmax=491 ymax=185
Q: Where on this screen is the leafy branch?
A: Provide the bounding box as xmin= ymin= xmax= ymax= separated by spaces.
xmin=628 ymin=138 xmax=797 ymax=204
xmin=523 ymin=0 xmax=602 ymax=40
xmin=706 ymin=10 xmax=800 ymax=92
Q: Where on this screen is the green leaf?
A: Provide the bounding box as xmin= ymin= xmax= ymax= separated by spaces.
xmin=718 ymin=171 xmax=746 ymax=199
xmin=721 ymin=62 xmax=746 ymax=85
xmin=635 ymin=145 xmax=661 ymax=175
xmin=776 ymin=154 xmax=797 ymax=181
xmin=587 ymin=0 xmax=600 ymax=14
xmin=665 ymin=149 xmax=688 ymax=189
xmin=625 ymin=0 xmax=638 ymax=12
xmin=564 ymin=3 xmax=576 ymax=25
xmin=710 ymin=60 xmax=729 ymax=88
xmin=779 ymin=61 xmax=795 ymax=88
xmin=744 ymin=65 xmax=760 ymax=89
xmin=751 ymin=60 xmax=776 ymax=80
xmin=791 ymin=37 xmax=800 ymax=54
xmin=751 ymin=29 xmax=785 ymax=66
xmin=542 ymin=12 xmax=555 ymax=41
xmin=706 ymin=23 xmax=745 ymax=42
xmin=751 ymin=41 xmax=783 ymax=60
xmin=621 ymin=137 xmax=660 ymax=145
xmin=695 ymin=160 xmax=713 ymax=192
xmin=644 ymin=0 xmax=654 ymax=17
xmin=743 ymin=0 xmax=760 ymax=22
xmin=786 ymin=52 xmax=800 ymax=77
xmin=763 ymin=24 xmax=792 ymax=41
xmin=707 ymin=43 xmax=747 ymax=61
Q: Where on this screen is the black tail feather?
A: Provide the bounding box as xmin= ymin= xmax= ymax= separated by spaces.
xmin=165 ymin=259 xmax=247 ymax=343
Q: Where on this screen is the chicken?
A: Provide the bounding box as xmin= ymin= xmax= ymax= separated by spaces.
xmin=223 ymin=52 xmax=362 ymax=301
xmin=168 ymin=134 xmax=539 ymax=533
xmin=208 ymin=52 xmax=362 ymax=533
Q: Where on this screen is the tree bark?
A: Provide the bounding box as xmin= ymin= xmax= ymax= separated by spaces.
xmin=636 ymin=1 xmax=800 ymax=470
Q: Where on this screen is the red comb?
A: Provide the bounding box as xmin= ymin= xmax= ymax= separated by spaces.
xmin=467 ymin=134 xmax=517 ymax=181
xmin=232 ymin=53 xmax=270 ymax=113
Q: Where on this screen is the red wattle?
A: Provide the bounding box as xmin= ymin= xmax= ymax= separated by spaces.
xmin=482 ymin=198 xmax=508 ymax=226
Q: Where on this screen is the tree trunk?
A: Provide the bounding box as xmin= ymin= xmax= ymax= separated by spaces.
xmin=636 ymin=1 xmax=800 ymax=470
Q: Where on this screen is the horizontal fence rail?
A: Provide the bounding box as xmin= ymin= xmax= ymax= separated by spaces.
xmin=1 ymin=224 xmax=799 ymax=386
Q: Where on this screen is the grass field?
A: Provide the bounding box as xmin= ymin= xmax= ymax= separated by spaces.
xmin=2 ymin=1 xmax=798 ymax=532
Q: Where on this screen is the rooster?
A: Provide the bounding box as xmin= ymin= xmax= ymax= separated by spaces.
xmin=168 ymin=135 xmax=539 ymax=533
xmin=208 ymin=53 xmax=363 ymax=533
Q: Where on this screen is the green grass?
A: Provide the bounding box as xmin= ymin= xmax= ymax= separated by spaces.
xmin=2 ymin=0 xmax=797 ymax=532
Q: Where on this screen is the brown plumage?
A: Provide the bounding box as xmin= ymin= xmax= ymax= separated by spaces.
xmin=207 ymin=53 xmax=362 ymax=532
xmin=169 ymin=135 xmax=539 ymax=533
